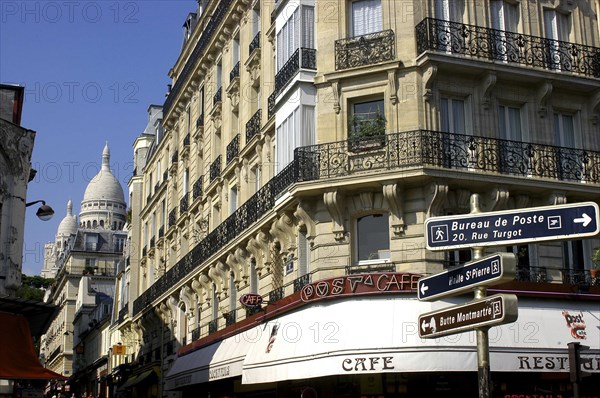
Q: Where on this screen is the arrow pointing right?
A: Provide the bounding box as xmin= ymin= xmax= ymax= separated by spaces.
xmin=574 ymin=213 xmax=592 ymax=227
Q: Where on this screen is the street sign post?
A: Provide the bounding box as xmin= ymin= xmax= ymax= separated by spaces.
xmin=425 ymin=202 xmax=599 ymax=251
xmin=417 ymin=252 xmax=516 ymax=301
xmin=418 ymin=293 xmax=518 ymax=339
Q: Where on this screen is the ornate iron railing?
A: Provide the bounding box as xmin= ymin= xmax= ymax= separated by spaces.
xmin=335 ymin=29 xmax=395 ymax=70
xmin=168 ymin=208 xmax=177 ymax=228
xmin=229 ymin=61 xmax=240 ymax=81
xmin=193 ymin=177 xmax=203 ymax=201
xmin=269 ymin=287 xmax=284 ymax=303
xmin=133 ymin=130 xmax=599 ymax=314
xmin=213 ymin=87 xmax=222 ymax=106
xmin=226 ymin=134 xmax=240 ymax=164
xmin=191 ymin=326 xmax=201 ymax=341
xmin=117 ymin=305 xmax=128 ymax=324
xmin=183 ymin=133 xmax=190 ymax=147
xmin=224 ymin=311 xmax=236 ymax=326
xmin=293 ymin=274 xmax=311 ymax=293
xmin=268 ymin=92 xmax=276 ymax=119
xmin=208 ymin=319 xmax=218 ymax=334
xmin=416 ymin=18 xmax=600 ymax=78
xmin=245 ymin=109 xmax=262 ymax=143
xmin=295 ymin=130 xmax=600 ymax=183
xmin=249 ymin=31 xmax=261 ymax=54
xmin=164 ymin=0 xmax=233 ymax=115
xmin=210 ymin=155 xmax=222 ymax=182
xmin=196 ymin=113 xmax=204 ymax=129
xmin=275 ymin=48 xmax=317 ymax=94
xmin=180 ymin=194 xmax=189 ymax=215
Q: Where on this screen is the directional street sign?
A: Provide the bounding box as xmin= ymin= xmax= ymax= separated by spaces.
xmin=425 ymin=202 xmax=599 ymax=251
xmin=418 ymin=252 xmax=516 ymax=302
xmin=418 ymin=294 xmax=518 ymax=339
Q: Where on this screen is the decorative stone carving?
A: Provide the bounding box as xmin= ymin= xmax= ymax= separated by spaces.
xmin=536 ymin=81 xmax=553 ymax=118
xmin=293 ymin=201 xmax=316 ymax=242
xmin=426 ymin=180 xmax=448 ymax=218
xmin=388 ymin=69 xmax=398 ymax=105
xmin=422 ymin=63 xmax=437 ymax=102
xmin=382 ymin=182 xmax=405 ymax=237
xmin=487 ymin=186 xmax=510 ymax=211
xmin=323 ymin=190 xmax=346 ymax=241
xmin=479 ymin=72 xmax=497 ymax=110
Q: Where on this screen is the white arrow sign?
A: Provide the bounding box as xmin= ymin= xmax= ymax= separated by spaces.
xmin=420 ymin=283 xmax=429 ymax=296
xmin=574 ymin=213 xmax=592 ymax=227
xmin=421 ymin=317 xmax=436 ymax=333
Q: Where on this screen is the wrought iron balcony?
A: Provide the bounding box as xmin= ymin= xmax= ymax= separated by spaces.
xmin=191 ymin=326 xmax=201 ymax=341
xmin=224 ymin=311 xmax=236 ymax=326
xmin=210 ymin=155 xmax=222 ymax=182
xmin=293 ymin=273 xmax=311 ymax=293
xmin=132 ymin=130 xmax=599 ymax=315
xmin=171 ymin=150 xmax=179 ymax=164
xmin=249 ymin=31 xmax=261 ymax=54
xmin=229 ymin=61 xmax=240 ymax=82
xmin=158 ymin=226 xmax=164 ymax=238
xmin=193 ymin=176 xmax=203 ymax=201
xmin=268 ymin=92 xmax=276 ymax=119
xmin=168 ymin=207 xmax=177 ymax=228
xmin=208 ymin=319 xmax=218 ymax=334
xmin=269 ymin=287 xmax=284 ymax=303
xmin=226 ymin=134 xmax=240 ymax=165
xmin=117 ymin=305 xmax=128 ymax=324
xmin=416 ymin=18 xmax=600 ymax=78
xmin=335 ymin=29 xmax=395 ymax=70
xmin=196 ymin=113 xmax=204 ymax=129
xmin=183 ymin=133 xmax=191 ymax=147
xmin=163 ymin=0 xmax=232 ymax=115
xmin=213 ymin=87 xmax=222 ymax=106
xmin=245 ymin=109 xmax=262 ymax=143
xmin=150 ymin=236 xmax=155 ymax=249
xmin=275 ymin=47 xmax=317 ymax=95
xmin=180 ymin=194 xmax=189 ymax=215
xmin=295 ymin=130 xmax=600 ymax=184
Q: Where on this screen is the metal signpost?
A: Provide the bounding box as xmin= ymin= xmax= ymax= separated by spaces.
xmin=421 ymin=197 xmax=600 ymax=398
xmin=418 ymin=252 xmax=516 ymax=302
xmin=418 ymin=293 xmax=518 ymax=338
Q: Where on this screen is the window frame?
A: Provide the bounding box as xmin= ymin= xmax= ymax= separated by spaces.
xmin=354 ymin=213 xmax=390 ymax=264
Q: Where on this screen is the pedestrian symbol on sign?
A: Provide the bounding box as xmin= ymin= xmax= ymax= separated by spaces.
xmin=431 ymin=225 xmax=448 ymax=242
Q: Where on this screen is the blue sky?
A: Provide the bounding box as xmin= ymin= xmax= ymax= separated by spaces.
xmin=0 ymin=1 xmax=197 ymax=275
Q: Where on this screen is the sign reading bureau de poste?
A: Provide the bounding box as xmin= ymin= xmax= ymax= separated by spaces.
xmin=418 ymin=294 xmax=518 ymax=339
xmin=425 ymin=202 xmax=599 ymax=251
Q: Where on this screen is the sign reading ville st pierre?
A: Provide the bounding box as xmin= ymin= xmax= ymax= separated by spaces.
xmin=425 ymin=202 xmax=599 ymax=251
xmin=418 ymin=252 xmax=516 ymax=302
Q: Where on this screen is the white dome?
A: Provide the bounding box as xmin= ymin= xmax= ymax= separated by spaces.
xmin=82 ymin=143 xmax=125 ymax=204
xmin=56 ymin=200 xmax=78 ymax=237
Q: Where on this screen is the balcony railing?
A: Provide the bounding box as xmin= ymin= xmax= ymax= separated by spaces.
xmin=210 ymin=155 xmax=222 ymax=182
xmin=416 ymin=18 xmax=600 ymax=78
xmin=295 ymin=130 xmax=600 ymax=183
xmin=213 ymin=87 xmax=222 ymax=106
xmin=163 ymin=170 xmax=168 ymax=182
xmin=224 ymin=311 xmax=236 ymax=327
xmin=249 ymin=31 xmax=261 ymax=54
xmin=275 ymin=47 xmax=317 ymax=95
xmin=183 ymin=133 xmax=191 ymax=147
xmin=117 ymin=305 xmax=128 ymax=324
xmin=163 ymin=0 xmax=233 ymax=115
xmin=245 ymin=109 xmax=262 ymax=143
xmin=193 ymin=176 xmax=203 ymax=201
xmin=293 ymin=273 xmax=311 ymax=293
xmin=150 ymin=236 xmax=155 ymax=249
xmin=191 ymin=326 xmax=201 ymax=341
xmin=267 ymin=92 xmax=276 ymax=119
xmin=226 ymin=134 xmax=240 ymax=164
xmin=335 ymin=29 xmax=395 ymax=70
xmin=229 ymin=61 xmax=240 ymax=81
xmin=133 ymin=130 xmax=599 ymax=314
xmin=208 ymin=319 xmax=218 ymax=334
xmin=158 ymin=226 xmax=164 ymax=238
xmin=171 ymin=150 xmax=179 ymax=164
xmin=180 ymin=194 xmax=189 ymax=215
xmin=168 ymin=207 xmax=177 ymax=228
xmin=269 ymin=287 xmax=284 ymax=303
xmin=196 ymin=113 xmax=204 ymax=129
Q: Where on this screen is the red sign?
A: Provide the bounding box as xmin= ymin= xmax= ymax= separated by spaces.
xmin=301 ymin=273 xmax=419 ymax=303
xmin=239 ymin=293 xmax=263 ymax=308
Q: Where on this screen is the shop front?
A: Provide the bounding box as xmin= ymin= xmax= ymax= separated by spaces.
xmin=166 ymin=276 xmax=599 ymax=397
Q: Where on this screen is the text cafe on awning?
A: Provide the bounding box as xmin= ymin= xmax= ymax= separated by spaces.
xmin=164 ymin=272 xmax=600 ymax=397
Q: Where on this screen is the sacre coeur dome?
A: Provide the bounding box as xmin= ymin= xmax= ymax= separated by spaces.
xmin=82 ymin=143 xmax=125 ymax=204
xmin=56 ymin=200 xmax=78 ymax=237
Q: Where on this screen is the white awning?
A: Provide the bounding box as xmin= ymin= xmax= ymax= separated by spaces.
xmin=165 ymin=324 xmax=263 ymax=390
xmin=241 ymin=296 xmax=600 ymax=384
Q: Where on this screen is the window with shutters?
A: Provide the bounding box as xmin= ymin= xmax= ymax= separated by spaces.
xmin=298 ymin=230 xmax=310 ymax=276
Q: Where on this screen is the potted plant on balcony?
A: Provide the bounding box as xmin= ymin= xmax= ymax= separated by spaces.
xmin=348 ymin=110 xmax=386 ymax=152
xmin=591 ymin=247 xmax=600 ymax=279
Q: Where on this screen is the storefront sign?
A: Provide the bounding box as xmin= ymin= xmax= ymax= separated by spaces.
xmin=239 ymin=293 xmax=263 ymax=308
xmin=208 ymin=365 xmax=230 ymax=380
xmin=301 ymin=273 xmax=419 ymax=302
xmin=112 ymin=344 xmax=126 ymax=355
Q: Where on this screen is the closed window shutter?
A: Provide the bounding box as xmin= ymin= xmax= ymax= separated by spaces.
xmin=298 ymin=230 xmax=309 ymax=275
xmin=302 ymin=6 xmax=314 ymax=48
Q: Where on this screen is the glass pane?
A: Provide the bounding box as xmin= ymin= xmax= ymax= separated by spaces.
xmin=357 ymin=214 xmax=389 ymax=261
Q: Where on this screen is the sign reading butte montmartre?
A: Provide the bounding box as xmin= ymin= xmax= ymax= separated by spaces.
xmin=425 ymin=202 xmax=599 ymax=251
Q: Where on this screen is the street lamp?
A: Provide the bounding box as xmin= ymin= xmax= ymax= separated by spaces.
xmin=26 ymin=200 xmax=54 ymax=221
